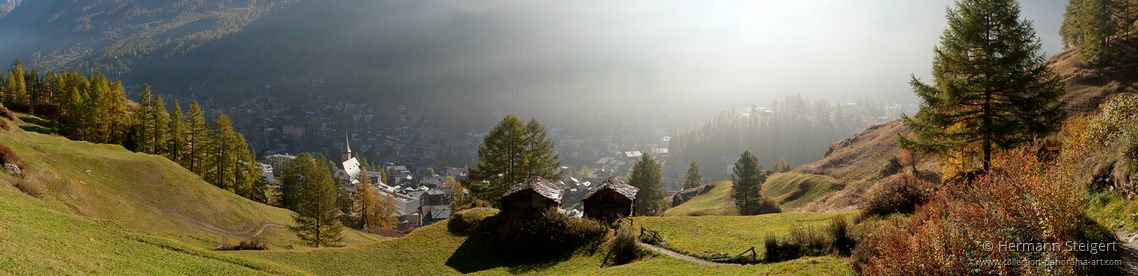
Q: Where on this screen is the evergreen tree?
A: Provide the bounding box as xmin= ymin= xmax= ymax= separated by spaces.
xmin=133 ymin=86 xmax=154 ymax=153
xmin=682 ymin=161 xmax=702 ymax=190
xmin=151 ymin=93 xmax=169 ymax=155
xmin=628 ymin=153 xmax=665 ymax=216
xmin=466 ymin=115 xmax=561 ymax=206
xmin=5 ymin=60 xmax=27 ymax=111
xmin=206 ymin=113 xmax=238 ymax=191
xmin=289 ymin=155 xmax=344 ymax=247
xmin=186 ymin=101 xmax=208 ymax=176
xmin=900 ymin=0 xmax=1065 ymax=173
xmin=773 ymin=157 xmax=792 ymax=173
xmin=106 ymin=79 xmax=130 ymax=145
xmin=731 ymin=150 xmax=766 ymax=215
xmin=521 ymin=118 xmax=562 ymax=180
xmin=167 ymin=100 xmax=186 ymax=163
xmin=278 ymin=153 xmax=315 ymax=211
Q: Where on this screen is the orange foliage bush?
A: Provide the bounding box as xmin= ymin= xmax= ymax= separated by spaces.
xmin=855 ymin=149 xmax=1118 ymax=275
xmin=0 ymin=106 xmax=15 ymax=121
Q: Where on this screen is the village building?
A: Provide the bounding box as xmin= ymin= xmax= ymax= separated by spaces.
xmin=500 ymin=176 xmax=564 ymax=216
xmin=582 ymin=177 xmax=638 ymax=221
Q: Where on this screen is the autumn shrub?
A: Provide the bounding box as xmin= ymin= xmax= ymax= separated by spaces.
xmin=763 ymin=225 xmax=830 ymax=262
xmin=607 ymin=226 xmax=642 ymax=265
xmin=218 ymin=237 xmax=268 ymax=251
xmin=0 ymin=119 xmax=8 ymax=131
xmin=755 ymin=196 xmax=782 ymax=215
xmin=855 ymin=149 xmax=1120 ymax=275
xmin=859 ymin=173 xmax=928 ymax=221
xmin=0 ymin=106 xmax=15 ymax=121
xmin=828 ymin=216 xmax=855 ymax=255
xmin=0 ymin=142 xmax=19 ymax=166
xmin=492 ymin=208 xmax=608 ymax=254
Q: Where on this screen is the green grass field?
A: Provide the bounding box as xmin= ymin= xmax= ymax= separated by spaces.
xmin=0 ymin=177 xmax=306 ymax=275
xmin=764 ymin=173 xmax=844 ymax=211
xmin=636 ymin=212 xmax=858 ymax=259
xmin=663 ymin=181 xmax=739 ymax=216
xmin=231 ymin=208 xmax=854 ymax=275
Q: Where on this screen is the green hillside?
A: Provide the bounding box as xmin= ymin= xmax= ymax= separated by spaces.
xmin=662 ymin=181 xmax=739 ymax=216
xmin=0 ymin=182 xmax=302 ymax=275
xmin=1 ymin=113 xmax=380 ymax=249
xmin=230 ymin=208 xmax=854 ymax=275
xmin=664 ymin=173 xmax=842 ymax=216
xmin=763 ymin=173 xmax=844 ymax=211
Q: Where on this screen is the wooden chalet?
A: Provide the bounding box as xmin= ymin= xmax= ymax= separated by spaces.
xmin=500 ymin=176 xmax=564 ymax=216
xmin=582 ymin=177 xmax=639 ymax=221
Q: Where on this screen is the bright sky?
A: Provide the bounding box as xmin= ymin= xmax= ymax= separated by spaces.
xmin=436 ymin=0 xmax=1068 ymax=105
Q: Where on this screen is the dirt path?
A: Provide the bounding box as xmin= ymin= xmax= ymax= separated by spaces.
xmin=1116 ymin=231 xmax=1138 ymax=274
xmin=638 ymin=242 xmax=740 ymax=266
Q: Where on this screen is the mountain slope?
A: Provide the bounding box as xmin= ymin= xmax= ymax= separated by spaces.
xmin=0 ymin=182 xmax=301 ymax=275
xmin=1 ymin=113 xmax=380 ymax=249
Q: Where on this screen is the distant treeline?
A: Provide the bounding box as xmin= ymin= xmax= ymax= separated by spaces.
xmin=0 ymin=59 xmax=267 ymax=202
xmin=670 ymin=95 xmax=853 ymax=172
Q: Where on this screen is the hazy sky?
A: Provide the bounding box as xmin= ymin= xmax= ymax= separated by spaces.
xmin=435 ymin=0 xmax=1068 ymax=106
xmin=0 ymin=0 xmax=1070 ymax=109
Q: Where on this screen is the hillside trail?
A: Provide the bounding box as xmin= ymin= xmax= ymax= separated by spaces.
xmin=1115 ymin=231 xmax=1138 ymax=274
xmin=638 ymin=242 xmax=740 ymax=266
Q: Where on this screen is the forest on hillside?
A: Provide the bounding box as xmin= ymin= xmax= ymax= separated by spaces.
xmin=670 ymin=95 xmax=855 ymax=171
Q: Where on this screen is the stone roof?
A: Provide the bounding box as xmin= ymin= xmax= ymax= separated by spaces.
xmin=582 ymin=177 xmax=639 ymax=200
xmin=502 ymin=176 xmax=563 ymax=201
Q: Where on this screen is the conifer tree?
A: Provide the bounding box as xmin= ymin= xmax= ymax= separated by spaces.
xmin=186 ymin=101 xmax=208 ymax=176
xmin=466 ymin=115 xmax=561 ymax=206
xmin=5 ymin=60 xmax=27 ymax=111
xmin=773 ymin=157 xmax=792 ymax=173
xmin=167 ymin=100 xmax=186 ymax=163
xmin=151 ymin=94 xmax=169 ymax=155
xmin=278 ymin=153 xmax=315 ymax=211
xmin=900 ymin=0 xmax=1065 ymax=173
xmin=206 ymin=113 xmax=238 ymax=191
xmin=683 ymin=161 xmax=702 ymax=190
xmin=289 ymin=155 xmax=344 ymax=247
xmin=731 ymin=150 xmax=766 ymax=215
xmin=106 ymin=79 xmax=130 ymax=145
xmin=628 ymin=153 xmax=665 ymax=216
xmin=133 ymin=86 xmax=154 ymax=153
xmin=352 ymin=168 xmax=398 ymax=229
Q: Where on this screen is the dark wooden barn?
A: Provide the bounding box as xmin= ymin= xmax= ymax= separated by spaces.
xmin=582 ymin=177 xmax=639 ymax=221
xmin=500 ymin=176 xmax=564 ymax=216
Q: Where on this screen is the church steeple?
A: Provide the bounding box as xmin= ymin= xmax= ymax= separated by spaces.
xmin=342 ymin=133 xmax=352 ymax=162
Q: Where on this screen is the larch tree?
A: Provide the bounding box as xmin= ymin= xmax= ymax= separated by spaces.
xmin=628 ymin=153 xmax=665 ymax=216
xmin=289 ymin=155 xmax=344 ymax=247
xmin=133 ymin=86 xmax=154 ymax=153
xmin=278 ymin=153 xmax=315 ymax=211
xmin=206 ymin=113 xmax=238 ymax=191
xmin=899 ymin=0 xmax=1065 ymax=174
xmin=186 ymin=101 xmax=209 ymax=176
xmin=466 ymin=115 xmax=561 ymax=207
xmin=151 ymin=94 xmax=169 ymax=155
xmin=683 ymin=161 xmax=702 ymax=190
xmin=167 ymin=100 xmax=186 ymax=164
xmin=352 ymin=168 xmax=398 ymax=229
xmin=732 ymin=150 xmax=766 ymax=215
xmin=773 ymin=157 xmax=792 ymax=173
